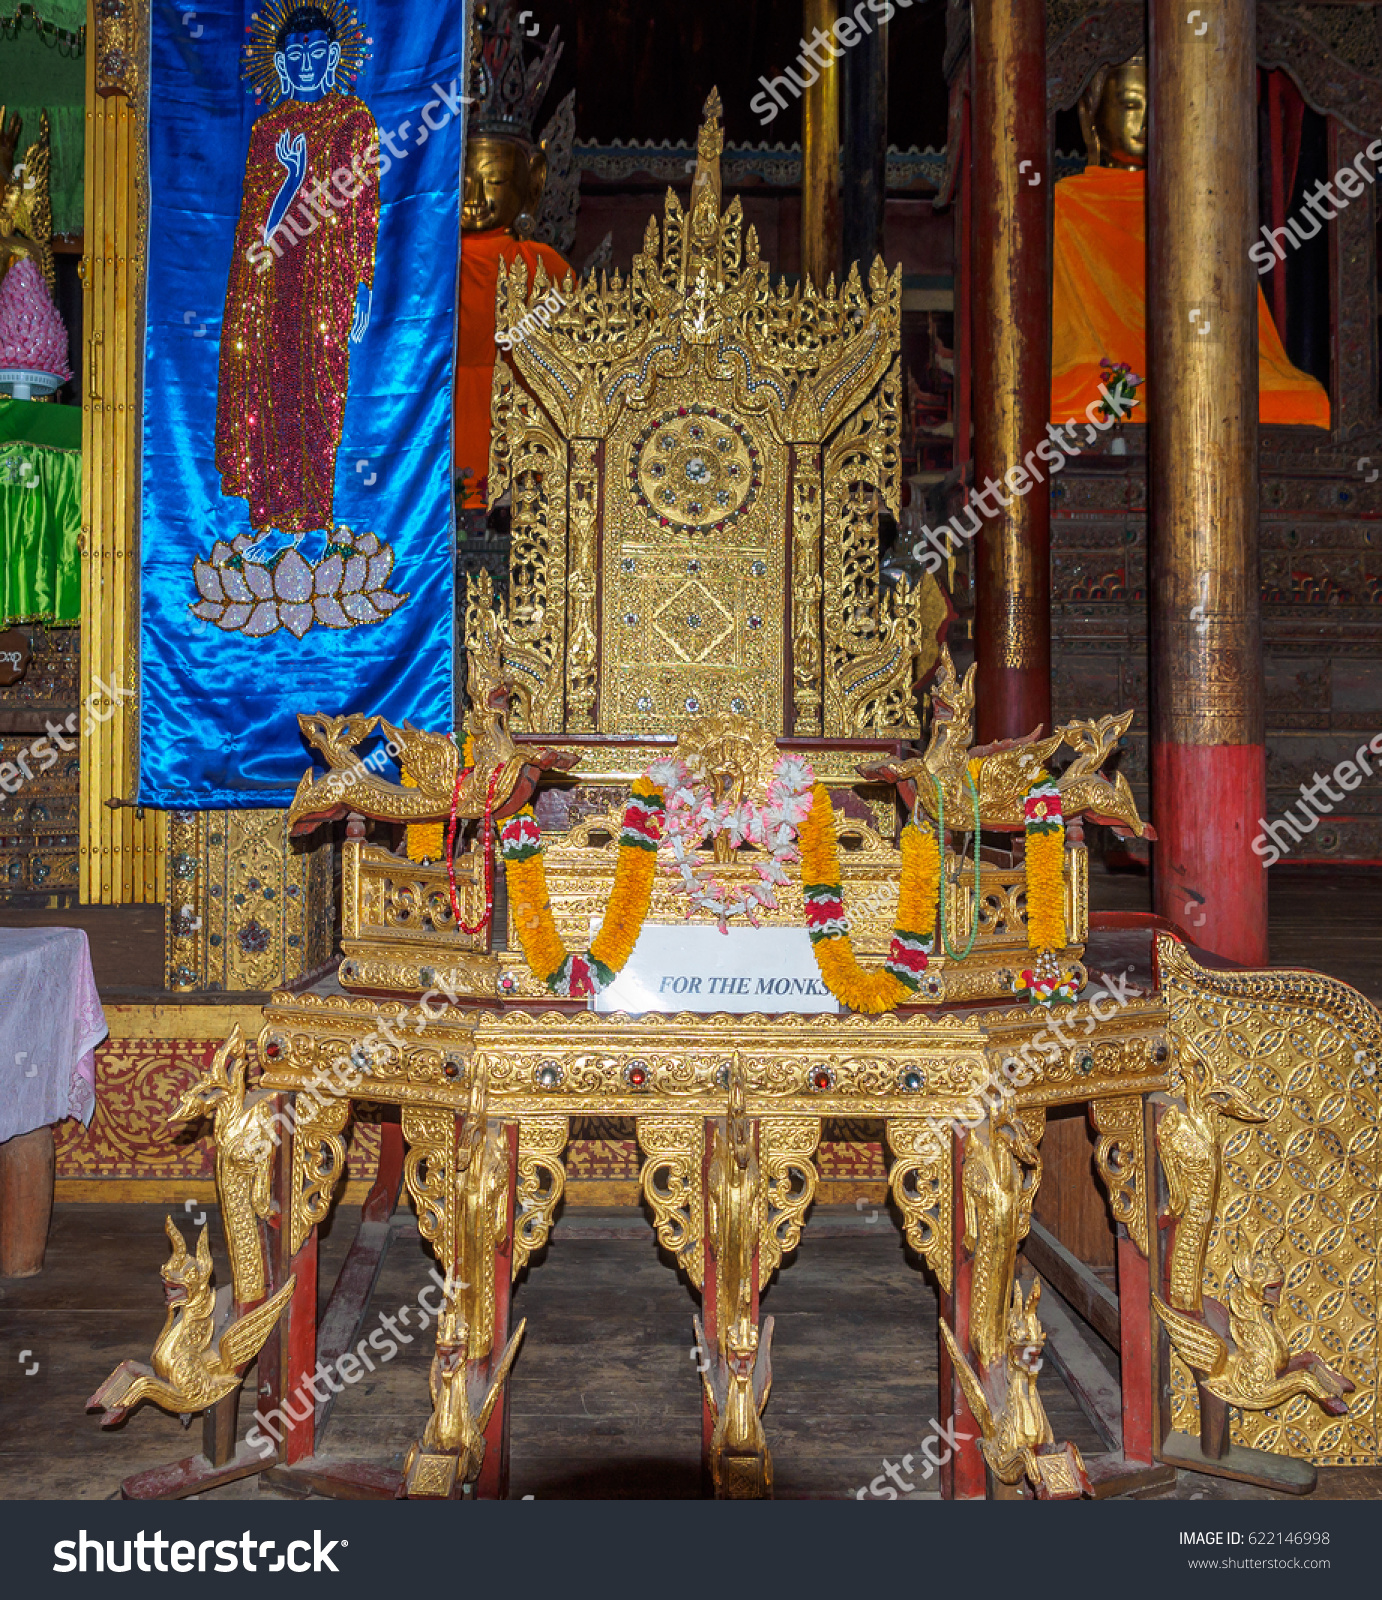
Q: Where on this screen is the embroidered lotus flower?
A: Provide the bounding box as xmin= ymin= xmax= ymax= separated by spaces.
xmin=190 ymin=527 xmax=409 ymax=637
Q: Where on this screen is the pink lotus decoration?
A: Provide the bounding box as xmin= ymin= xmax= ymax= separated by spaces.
xmin=0 ymin=257 xmax=72 ymax=382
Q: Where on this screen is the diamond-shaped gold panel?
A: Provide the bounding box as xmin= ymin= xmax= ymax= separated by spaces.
xmin=652 ymin=578 xmax=734 ymax=664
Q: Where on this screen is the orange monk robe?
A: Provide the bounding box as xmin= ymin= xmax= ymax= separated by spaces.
xmin=453 ymin=227 xmax=571 ymax=502
xmin=1051 ymin=165 xmax=1329 ymax=429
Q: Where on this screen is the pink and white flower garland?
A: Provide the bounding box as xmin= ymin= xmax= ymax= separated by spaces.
xmin=652 ymin=754 xmax=816 ymax=933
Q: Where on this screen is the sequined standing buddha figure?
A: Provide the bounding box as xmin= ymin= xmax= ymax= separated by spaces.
xmin=216 ymin=1 xmax=379 ymax=564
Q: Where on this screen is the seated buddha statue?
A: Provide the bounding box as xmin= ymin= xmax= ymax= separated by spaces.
xmin=454 ymin=1 xmax=572 ymax=509
xmin=1051 ymin=53 xmax=1330 ymax=429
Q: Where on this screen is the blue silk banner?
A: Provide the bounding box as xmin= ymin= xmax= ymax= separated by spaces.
xmin=138 ymin=0 xmax=465 ymax=806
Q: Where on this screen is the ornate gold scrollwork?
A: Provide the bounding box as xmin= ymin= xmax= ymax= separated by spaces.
xmin=402 ymin=1104 xmax=455 ymax=1251
xmin=1090 ymin=1094 xmax=1149 ymax=1257
xmin=513 ymin=1116 xmax=569 ymax=1276
xmin=790 ymin=445 xmax=824 ymax=736
xmin=636 ymin=1114 xmax=705 ymax=1288
xmin=566 ymin=439 xmax=600 ymax=731
xmin=885 ymin=1117 xmax=954 ymax=1293
xmin=963 ymin=1101 xmax=1044 ymax=1370
xmin=289 ymin=1090 xmax=351 ymax=1255
xmin=170 ymin=1026 xmax=275 ymax=1304
xmin=758 ymin=1117 xmax=820 ymax=1288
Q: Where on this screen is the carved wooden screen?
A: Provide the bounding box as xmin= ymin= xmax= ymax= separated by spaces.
xmin=483 ymin=92 xmax=932 ymax=742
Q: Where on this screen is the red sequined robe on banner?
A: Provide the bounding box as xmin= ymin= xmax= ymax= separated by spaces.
xmin=216 ymin=94 xmax=380 ymax=535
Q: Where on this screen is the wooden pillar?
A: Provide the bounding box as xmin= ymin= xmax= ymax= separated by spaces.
xmin=970 ymin=0 xmax=1051 ymax=743
xmin=841 ymin=8 xmax=888 ymax=278
xmin=1147 ymin=0 xmax=1267 ymax=966
xmin=0 ymin=1126 xmax=55 ymax=1277
xmin=801 ymin=0 xmax=842 ymax=288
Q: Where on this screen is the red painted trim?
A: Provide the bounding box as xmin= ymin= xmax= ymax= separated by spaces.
xmin=283 ymin=1232 xmax=318 ymax=1465
xmin=475 ymin=1120 xmax=518 ymax=1500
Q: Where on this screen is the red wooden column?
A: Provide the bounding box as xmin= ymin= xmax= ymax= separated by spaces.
xmin=1147 ymin=0 xmax=1268 ymax=965
xmin=971 ymin=0 xmax=1052 ymax=742
xmin=940 ymin=1129 xmax=986 ymax=1499
xmin=474 ymin=1119 xmax=519 ymax=1500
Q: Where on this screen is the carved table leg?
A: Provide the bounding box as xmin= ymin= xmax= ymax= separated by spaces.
xmin=400 ymin=1075 xmax=526 ymax=1499
xmin=695 ymin=1070 xmax=774 ymax=1500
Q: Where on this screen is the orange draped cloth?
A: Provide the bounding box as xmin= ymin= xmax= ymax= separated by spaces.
xmin=453 ymin=228 xmax=571 ymax=503
xmin=1051 ymin=165 xmax=1329 ymax=429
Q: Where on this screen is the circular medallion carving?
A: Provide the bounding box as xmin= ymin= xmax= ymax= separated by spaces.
xmin=628 ymin=403 xmax=761 ymax=534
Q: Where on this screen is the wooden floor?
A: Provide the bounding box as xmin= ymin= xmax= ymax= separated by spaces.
xmin=3 ymin=1203 xmax=1379 ymax=1501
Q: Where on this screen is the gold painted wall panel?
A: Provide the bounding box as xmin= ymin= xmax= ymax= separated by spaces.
xmin=1161 ymin=940 xmax=1381 ymax=1465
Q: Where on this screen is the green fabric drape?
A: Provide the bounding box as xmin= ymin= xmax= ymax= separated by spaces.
xmin=0 ymin=395 xmax=80 ymax=625
xmin=0 ymin=12 xmax=85 ymax=235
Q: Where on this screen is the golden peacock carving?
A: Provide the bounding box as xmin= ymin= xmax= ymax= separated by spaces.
xmin=87 ymin=1218 xmax=294 ymax=1426
xmin=859 ymin=645 xmax=1155 ymax=838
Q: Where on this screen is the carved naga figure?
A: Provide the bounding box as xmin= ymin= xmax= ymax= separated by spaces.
xmin=1159 ymin=1043 xmax=1268 ymax=1312
xmin=88 ymin=1218 xmax=294 ymax=1425
xmin=169 ymin=1025 xmax=275 ymax=1303
xmin=941 ymin=1276 xmax=1090 ymax=1498
xmin=859 ymin=645 xmax=1155 ymax=838
xmin=1156 ymin=1228 xmax=1354 ymax=1417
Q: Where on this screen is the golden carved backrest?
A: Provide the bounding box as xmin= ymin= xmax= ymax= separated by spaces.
xmin=480 ymin=89 xmax=933 ymax=742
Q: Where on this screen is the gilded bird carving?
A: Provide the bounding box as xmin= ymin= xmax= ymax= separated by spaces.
xmin=169 ymin=1025 xmax=275 ymax=1303
xmin=87 ymin=1218 xmax=294 ymax=1426
xmin=1155 ymin=1229 xmax=1354 ymax=1417
xmin=1159 ymin=1043 xmax=1268 ymax=1312
xmin=941 ymin=1276 xmax=1089 ymax=1497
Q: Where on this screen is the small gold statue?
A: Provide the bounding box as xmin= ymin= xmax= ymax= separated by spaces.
xmin=87 ymin=1218 xmax=294 ymax=1426
xmin=941 ymin=1276 xmax=1091 ymax=1498
xmin=285 ymin=572 xmax=578 ymax=836
xmin=0 ymin=107 xmax=53 ymax=294
xmin=1155 ymin=1228 xmax=1353 ymax=1417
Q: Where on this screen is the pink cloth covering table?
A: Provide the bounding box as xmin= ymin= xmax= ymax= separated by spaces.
xmin=0 ymin=926 xmax=106 ymax=1144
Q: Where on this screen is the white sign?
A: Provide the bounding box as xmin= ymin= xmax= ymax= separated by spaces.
xmin=594 ymin=923 xmax=841 ymax=1015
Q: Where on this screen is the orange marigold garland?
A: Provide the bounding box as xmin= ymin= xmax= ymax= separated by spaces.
xmin=1017 ymin=774 xmax=1077 ymax=1005
xmin=500 ymin=777 xmax=666 ymax=998
xmin=799 ymin=783 xmax=942 ymax=1014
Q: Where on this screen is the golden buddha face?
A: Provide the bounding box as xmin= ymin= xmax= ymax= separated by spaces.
xmin=462 ymin=134 xmax=547 ymax=234
xmin=1083 ymin=55 xmax=1147 ymax=169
